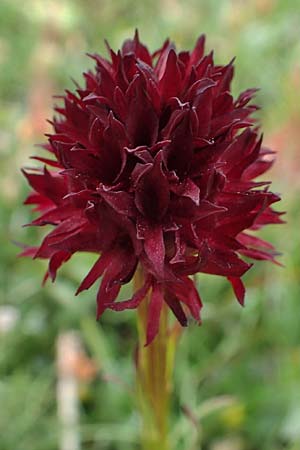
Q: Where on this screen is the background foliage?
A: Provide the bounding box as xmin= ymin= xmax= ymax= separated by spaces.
xmin=1 ymin=0 xmax=300 ymax=449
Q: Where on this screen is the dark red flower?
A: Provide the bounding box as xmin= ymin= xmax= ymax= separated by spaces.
xmin=22 ymin=31 xmax=282 ymax=344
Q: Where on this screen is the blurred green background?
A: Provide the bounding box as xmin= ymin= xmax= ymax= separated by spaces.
xmin=1 ymin=0 xmax=300 ymax=449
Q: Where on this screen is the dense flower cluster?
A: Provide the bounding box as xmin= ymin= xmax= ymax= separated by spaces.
xmin=22 ymin=32 xmax=282 ymax=344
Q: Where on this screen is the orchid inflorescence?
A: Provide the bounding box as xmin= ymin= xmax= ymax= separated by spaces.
xmin=22 ymin=31 xmax=282 ymax=344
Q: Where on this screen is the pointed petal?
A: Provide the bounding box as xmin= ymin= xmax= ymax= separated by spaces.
xmin=190 ymin=35 xmax=206 ymax=67
xmin=121 ymin=29 xmax=152 ymax=66
xmin=48 ymin=250 xmax=72 ymax=281
xmin=97 ymin=276 xmax=121 ymax=318
xmin=198 ymin=240 xmax=252 ymax=277
xmin=135 ymin=152 xmax=170 ymax=221
xmin=143 ymin=224 xmax=165 ymax=278
xmin=107 ymin=275 xmax=152 ymax=311
xmin=76 ymin=251 xmax=113 ymax=295
xmin=165 ymin=290 xmax=188 ymax=326
xmin=96 ymin=249 xmax=138 ymax=317
xmin=165 ymin=110 xmax=194 ymax=177
xmin=171 ymin=277 xmax=202 ymax=321
xmin=126 ymin=75 xmax=159 ymax=147
xmin=145 ymin=282 xmax=164 ymax=346
xmin=22 ymin=167 xmax=66 ymax=205
xmin=98 ymin=185 xmax=136 ymax=217
xmin=158 ymin=49 xmax=182 ymax=101
xmin=29 ymin=205 xmax=76 ymax=226
xmin=227 ymin=277 xmax=245 ymax=306
xmin=171 ymin=178 xmax=200 ymax=205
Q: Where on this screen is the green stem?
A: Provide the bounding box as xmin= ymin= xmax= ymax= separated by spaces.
xmin=135 ymin=267 xmax=177 ymax=450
